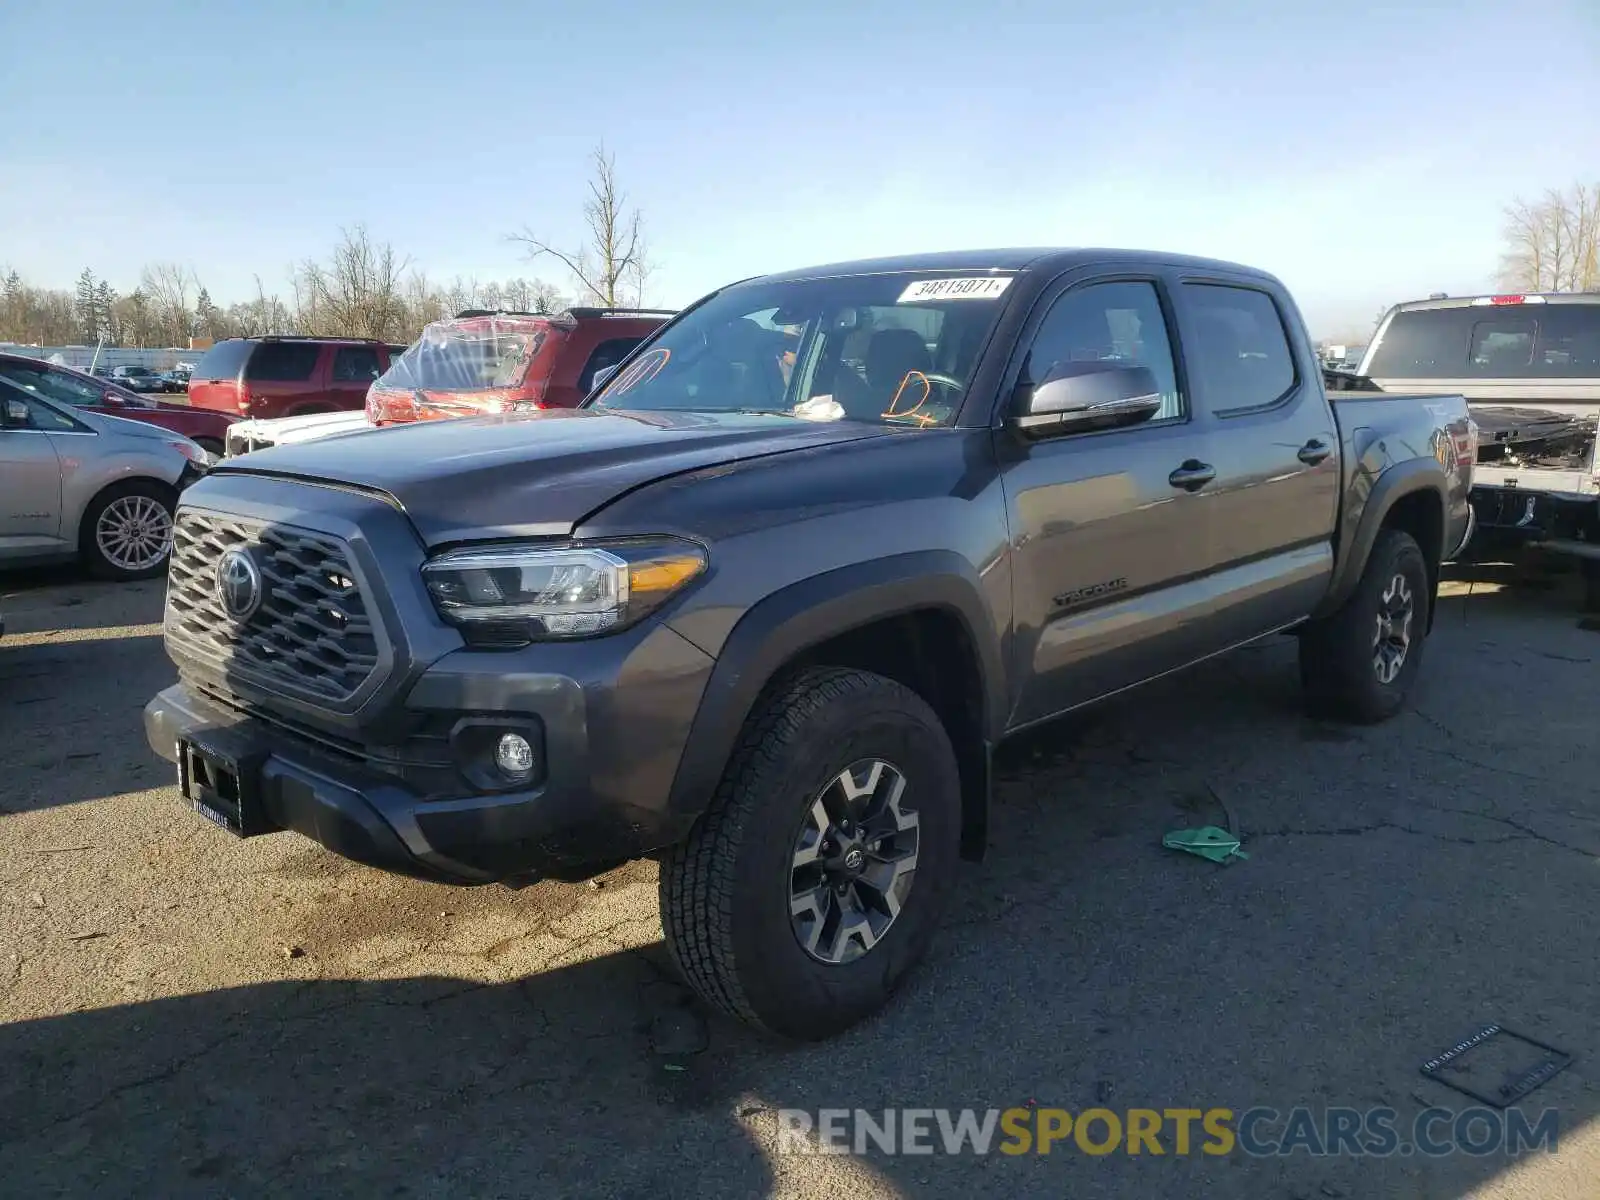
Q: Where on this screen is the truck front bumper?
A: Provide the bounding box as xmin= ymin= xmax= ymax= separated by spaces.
xmin=144 ymin=642 xmax=709 ymax=886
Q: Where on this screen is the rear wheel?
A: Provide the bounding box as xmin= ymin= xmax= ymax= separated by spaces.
xmin=659 ymin=667 xmax=960 ymax=1040
xmin=1582 ymin=560 xmax=1600 ymax=614
xmin=79 ymin=480 xmax=175 ymax=581
xmin=193 ymin=436 xmax=224 ymax=459
xmin=1300 ymin=529 xmax=1429 ymax=723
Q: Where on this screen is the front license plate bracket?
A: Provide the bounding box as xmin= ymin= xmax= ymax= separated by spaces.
xmin=177 ymin=733 xmax=274 ymax=837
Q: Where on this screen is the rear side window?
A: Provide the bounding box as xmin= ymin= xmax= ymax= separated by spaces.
xmin=246 ymin=342 xmax=320 ymax=382
xmin=578 ymin=337 xmax=645 ymax=393
xmin=1368 ymin=304 xmax=1600 ymax=378
xmin=192 ymin=339 xmax=253 ymax=382
xmin=332 ymin=346 xmax=381 ymax=382
xmin=1183 ymin=284 xmax=1296 ymax=414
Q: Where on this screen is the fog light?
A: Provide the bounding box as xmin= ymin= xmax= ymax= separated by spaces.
xmin=495 ymin=732 xmax=535 ymax=778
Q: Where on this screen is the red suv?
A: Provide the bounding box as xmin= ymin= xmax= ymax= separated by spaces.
xmin=187 ymin=337 xmax=406 ymax=422
xmin=365 ymin=308 xmax=672 ymax=424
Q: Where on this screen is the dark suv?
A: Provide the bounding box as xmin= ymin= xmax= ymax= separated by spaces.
xmin=187 ymin=337 xmax=406 ymax=422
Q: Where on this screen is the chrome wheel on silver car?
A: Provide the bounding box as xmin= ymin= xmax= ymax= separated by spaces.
xmin=1372 ymin=573 xmax=1414 ymax=684
xmin=789 ymin=759 xmax=920 ymax=965
xmin=80 ymin=482 xmax=177 ymax=580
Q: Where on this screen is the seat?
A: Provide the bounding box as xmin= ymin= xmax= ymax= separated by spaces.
xmin=840 ymin=327 xmax=932 ymax=419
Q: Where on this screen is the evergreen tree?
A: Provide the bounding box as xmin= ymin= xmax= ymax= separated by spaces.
xmin=74 ymin=268 xmax=99 ymax=343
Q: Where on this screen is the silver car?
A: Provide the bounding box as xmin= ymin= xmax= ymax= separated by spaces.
xmin=0 ymin=376 xmax=207 ymax=580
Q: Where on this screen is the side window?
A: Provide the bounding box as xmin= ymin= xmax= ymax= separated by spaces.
xmin=1023 ymin=281 xmax=1183 ymax=421
xmin=1182 ymin=284 xmax=1297 ymax=414
xmin=0 ymin=364 xmax=98 ymax=407
xmin=1 ymin=383 xmax=83 ymax=432
xmin=578 ymin=337 xmax=644 ymax=393
xmin=246 ymin=342 xmax=320 ymax=382
xmin=332 ymin=346 xmax=381 ymax=382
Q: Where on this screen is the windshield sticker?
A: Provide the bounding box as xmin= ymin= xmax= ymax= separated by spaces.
xmin=897 ymin=277 xmax=1012 ymax=304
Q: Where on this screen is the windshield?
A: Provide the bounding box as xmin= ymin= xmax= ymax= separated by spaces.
xmin=589 ymin=272 xmax=1015 ymax=426
xmin=0 ymin=361 xmax=152 ymax=408
xmin=1366 ymin=303 xmax=1600 ymax=379
xmin=376 ymin=317 xmax=549 ymax=392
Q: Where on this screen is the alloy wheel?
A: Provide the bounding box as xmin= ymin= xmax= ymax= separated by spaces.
xmin=788 ymin=758 xmax=920 ymax=965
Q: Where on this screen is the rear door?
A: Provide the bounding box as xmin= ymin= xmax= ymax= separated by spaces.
xmin=243 ymin=341 xmax=325 ymax=416
xmin=1170 ymin=277 xmax=1339 ymax=638
xmin=998 ymin=268 xmax=1218 ymax=724
xmin=0 ymin=381 xmax=66 ymax=551
xmin=328 ymin=344 xmax=383 ymax=411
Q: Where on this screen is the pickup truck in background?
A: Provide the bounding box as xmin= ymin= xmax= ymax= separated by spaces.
xmin=145 ymin=248 xmax=1474 ymax=1040
xmin=1357 ymin=292 xmax=1600 ymax=606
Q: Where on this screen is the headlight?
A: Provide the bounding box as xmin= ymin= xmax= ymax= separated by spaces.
xmin=164 ymin=436 xmax=209 ymax=465
xmin=422 ymin=537 xmax=707 ymax=642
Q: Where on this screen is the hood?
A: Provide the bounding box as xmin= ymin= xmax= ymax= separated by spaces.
xmin=232 ymin=410 xmax=373 ymax=443
xmin=210 ymin=407 xmax=888 ymax=545
xmin=90 ymin=408 xmax=192 ymax=443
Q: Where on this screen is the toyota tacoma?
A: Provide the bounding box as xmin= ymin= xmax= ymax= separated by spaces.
xmin=145 ymin=249 xmax=1475 ymax=1039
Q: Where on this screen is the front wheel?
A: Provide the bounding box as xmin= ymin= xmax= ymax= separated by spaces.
xmin=659 ymin=667 xmax=960 ymax=1040
xmin=1299 ymin=528 xmax=1430 ymax=723
xmin=79 ymin=480 xmax=175 ymax=581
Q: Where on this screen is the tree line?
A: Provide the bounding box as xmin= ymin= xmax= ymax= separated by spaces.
xmin=1 ymin=145 xmax=652 ymax=351
xmin=0 ymin=242 xmax=572 ymax=350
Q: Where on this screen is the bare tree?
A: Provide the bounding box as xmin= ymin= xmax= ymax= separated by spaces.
xmin=1498 ymin=182 xmax=1600 ymax=293
xmin=511 ymin=145 xmax=651 ymax=308
xmin=142 ymin=262 xmax=197 ymax=346
xmin=298 ymin=226 xmax=409 ymax=339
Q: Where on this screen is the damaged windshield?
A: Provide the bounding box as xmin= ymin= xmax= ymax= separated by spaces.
xmin=376 ymin=316 xmax=548 ymax=392
xmin=589 ymin=272 xmax=1015 ymax=426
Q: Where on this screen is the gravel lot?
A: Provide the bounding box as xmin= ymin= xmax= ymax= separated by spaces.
xmin=2 ymin=562 xmax=1598 ymax=1199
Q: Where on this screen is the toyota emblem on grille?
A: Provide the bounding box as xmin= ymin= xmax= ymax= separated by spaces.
xmin=214 ymin=549 xmax=263 ymax=620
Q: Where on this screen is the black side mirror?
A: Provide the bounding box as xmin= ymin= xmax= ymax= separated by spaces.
xmin=2 ymin=397 xmax=30 ymax=427
xmin=1011 ymin=362 xmax=1163 ymax=438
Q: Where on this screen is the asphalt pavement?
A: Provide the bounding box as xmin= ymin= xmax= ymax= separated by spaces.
xmin=2 ymin=561 xmax=1598 ymax=1199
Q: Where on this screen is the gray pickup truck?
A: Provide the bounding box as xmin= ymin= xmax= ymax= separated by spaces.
xmin=144 ymin=248 xmax=1475 ymax=1039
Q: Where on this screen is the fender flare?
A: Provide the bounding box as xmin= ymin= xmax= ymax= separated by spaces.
xmin=665 ymin=550 xmax=1007 ymax=826
xmin=1314 ymin=458 xmax=1446 ymax=621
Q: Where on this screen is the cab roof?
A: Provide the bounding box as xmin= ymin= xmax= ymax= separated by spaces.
xmin=751 ymin=247 xmax=1273 ymax=285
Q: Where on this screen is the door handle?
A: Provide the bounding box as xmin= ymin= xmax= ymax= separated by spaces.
xmin=1297 ymin=439 xmax=1332 ymax=466
xmin=1168 ymin=460 xmax=1216 ymax=492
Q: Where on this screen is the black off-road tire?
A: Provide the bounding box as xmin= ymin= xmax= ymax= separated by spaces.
xmin=1299 ymin=529 xmax=1430 ymax=723
xmin=193 ymin=436 xmax=224 ymax=459
xmin=1580 ymin=560 xmax=1600 ymax=615
xmin=659 ymin=667 xmax=961 ymax=1041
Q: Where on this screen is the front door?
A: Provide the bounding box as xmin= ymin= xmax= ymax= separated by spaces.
xmin=329 ymin=345 xmax=383 ymax=410
xmin=999 ymin=274 xmax=1218 ymax=726
xmin=0 ymin=383 xmax=65 ymax=550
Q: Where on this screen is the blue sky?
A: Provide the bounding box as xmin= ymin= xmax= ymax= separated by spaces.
xmin=3 ymin=0 xmax=1597 ymax=337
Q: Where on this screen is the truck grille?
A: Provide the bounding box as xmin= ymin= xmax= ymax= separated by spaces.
xmin=165 ymin=510 xmax=381 ymax=704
